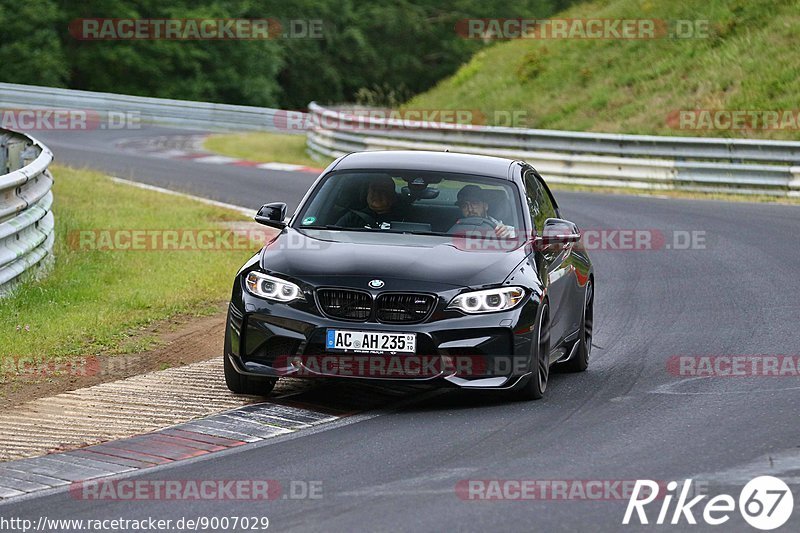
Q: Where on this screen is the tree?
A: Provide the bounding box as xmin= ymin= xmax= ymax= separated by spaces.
xmin=0 ymin=0 xmax=68 ymax=87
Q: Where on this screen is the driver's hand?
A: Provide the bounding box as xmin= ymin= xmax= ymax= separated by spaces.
xmin=494 ymin=224 xmax=514 ymax=238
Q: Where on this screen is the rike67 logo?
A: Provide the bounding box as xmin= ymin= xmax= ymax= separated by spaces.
xmin=623 ymin=477 xmax=794 ymax=530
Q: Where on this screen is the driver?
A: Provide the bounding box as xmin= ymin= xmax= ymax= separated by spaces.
xmin=336 ymin=176 xmax=406 ymax=228
xmin=451 ymin=185 xmax=516 ymax=238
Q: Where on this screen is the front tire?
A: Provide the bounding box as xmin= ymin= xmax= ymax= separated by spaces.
xmin=224 ymin=355 xmax=277 ymax=396
xmin=562 ymin=282 xmax=593 ymax=373
xmin=511 ymin=303 xmax=550 ymax=401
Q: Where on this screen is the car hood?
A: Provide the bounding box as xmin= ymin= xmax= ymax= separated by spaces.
xmin=258 ymin=228 xmax=528 ymax=290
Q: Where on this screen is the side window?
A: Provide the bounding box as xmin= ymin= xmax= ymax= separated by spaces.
xmin=537 ymin=176 xmax=557 ymax=220
xmin=523 ymin=169 xmax=550 ymax=233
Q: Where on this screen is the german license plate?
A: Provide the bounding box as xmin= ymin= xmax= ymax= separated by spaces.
xmin=326 ymin=329 xmax=416 ymax=355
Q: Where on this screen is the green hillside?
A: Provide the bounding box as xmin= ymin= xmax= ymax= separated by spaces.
xmin=406 ymin=0 xmax=800 ymax=139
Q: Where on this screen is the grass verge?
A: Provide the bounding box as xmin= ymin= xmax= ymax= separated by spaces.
xmin=406 ymin=0 xmax=800 ymax=140
xmin=204 ymin=131 xmax=332 ymax=168
xmin=0 ymin=164 xmax=255 ymax=363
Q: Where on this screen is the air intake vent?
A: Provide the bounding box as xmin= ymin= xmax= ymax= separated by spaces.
xmin=317 ymin=289 xmax=372 ymax=321
xmin=376 ymin=294 xmax=435 ymax=323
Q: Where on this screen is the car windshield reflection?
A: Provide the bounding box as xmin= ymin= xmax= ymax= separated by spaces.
xmin=294 ymin=170 xmax=523 ymax=240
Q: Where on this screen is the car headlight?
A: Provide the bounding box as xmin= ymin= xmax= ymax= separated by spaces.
xmin=447 ymin=286 xmax=525 ymax=314
xmin=245 ymin=272 xmax=304 ymax=303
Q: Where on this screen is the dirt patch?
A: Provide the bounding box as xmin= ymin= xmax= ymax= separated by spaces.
xmin=0 ymin=306 xmax=229 ymax=409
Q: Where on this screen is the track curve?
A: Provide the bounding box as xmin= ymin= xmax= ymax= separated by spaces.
xmin=7 ymin=126 xmax=799 ymax=532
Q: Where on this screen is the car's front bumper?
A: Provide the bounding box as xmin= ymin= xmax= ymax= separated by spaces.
xmin=225 ymin=287 xmax=540 ymax=390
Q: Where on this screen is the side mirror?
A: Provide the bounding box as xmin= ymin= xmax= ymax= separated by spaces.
xmin=535 ymin=218 xmax=581 ymax=251
xmin=255 ymin=202 xmax=287 ymax=229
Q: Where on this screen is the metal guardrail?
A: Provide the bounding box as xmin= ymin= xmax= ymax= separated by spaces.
xmin=0 ymin=129 xmax=55 ymax=294
xmin=0 ymin=82 xmax=304 ymax=133
xmin=306 ymin=103 xmax=800 ymax=196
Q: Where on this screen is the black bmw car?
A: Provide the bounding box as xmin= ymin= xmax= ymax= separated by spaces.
xmin=224 ymin=150 xmax=593 ymax=400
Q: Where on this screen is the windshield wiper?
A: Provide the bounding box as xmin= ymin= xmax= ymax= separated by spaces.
xmin=298 ymin=225 xmax=374 ymax=232
xmin=300 ymin=225 xmax=452 ymax=237
xmin=400 ymin=230 xmax=452 ymax=237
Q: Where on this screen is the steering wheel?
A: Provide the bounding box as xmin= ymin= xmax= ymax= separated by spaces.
xmin=348 ymin=209 xmax=379 ymax=228
xmin=454 ymin=216 xmax=496 ymax=229
xmin=449 ymin=216 xmax=498 ymax=235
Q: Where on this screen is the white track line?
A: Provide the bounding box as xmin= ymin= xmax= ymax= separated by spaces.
xmin=109 ymin=176 xmax=253 ymax=218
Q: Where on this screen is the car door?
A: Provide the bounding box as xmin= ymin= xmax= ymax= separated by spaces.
xmin=523 ymin=168 xmax=573 ymax=356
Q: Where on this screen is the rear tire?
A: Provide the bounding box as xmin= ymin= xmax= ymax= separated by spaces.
xmin=562 ymin=282 xmax=593 ymax=373
xmin=511 ymin=303 xmax=550 ymax=401
xmin=224 ymin=355 xmax=277 ymax=396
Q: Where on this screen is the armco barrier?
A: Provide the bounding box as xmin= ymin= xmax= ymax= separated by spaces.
xmin=0 ymin=129 xmax=55 ymax=294
xmin=306 ymin=103 xmax=800 ymax=197
xmin=0 ymin=82 xmax=303 ymax=133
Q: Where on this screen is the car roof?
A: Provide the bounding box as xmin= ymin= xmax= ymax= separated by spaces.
xmin=331 ymin=150 xmax=517 ymax=180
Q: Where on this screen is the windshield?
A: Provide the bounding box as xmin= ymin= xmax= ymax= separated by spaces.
xmin=294 ymin=169 xmax=524 ymax=238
